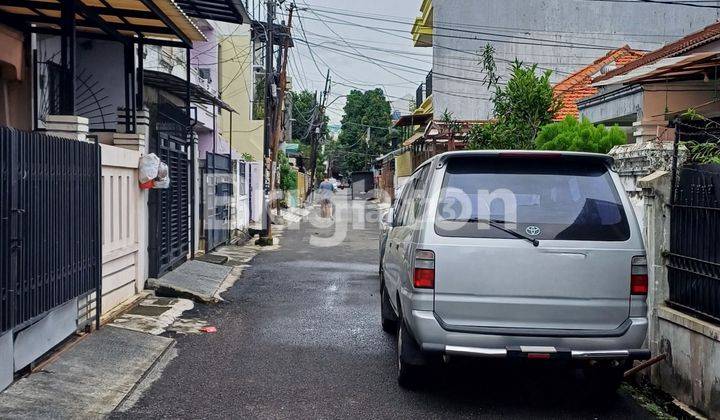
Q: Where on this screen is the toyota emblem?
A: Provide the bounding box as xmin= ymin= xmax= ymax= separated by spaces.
xmin=525 ymin=225 xmax=541 ymax=236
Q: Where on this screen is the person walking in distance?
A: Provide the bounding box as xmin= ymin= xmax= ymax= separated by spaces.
xmin=318 ymin=177 xmax=336 ymax=219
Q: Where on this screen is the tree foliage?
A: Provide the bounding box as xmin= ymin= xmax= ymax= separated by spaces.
xmin=469 ymin=54 xmax=561 ymax=150
xmin=290 ymin=90 xmax=324 ymax=145
xmin=278 ymin=152 xmax=297 ymax=192
xmin=535 ymin=116 xmax=626 ymax=154
xmin=333 ymin=89 xmax=392 ymax=174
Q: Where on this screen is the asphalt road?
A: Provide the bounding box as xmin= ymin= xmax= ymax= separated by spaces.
xmin=115 ymin=194 xmax=656 ymax=419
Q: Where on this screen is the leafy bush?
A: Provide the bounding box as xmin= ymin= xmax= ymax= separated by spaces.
xmin=468 ymin=60 xmax=561 ymax=150
xmin=684 ymin=141 xmax=720 ymax=164
xmin=535 ymin=116 xmax=626 ymax=154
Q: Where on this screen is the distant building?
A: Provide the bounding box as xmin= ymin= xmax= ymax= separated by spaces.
xmin=412 ymin=0 xmax=720 ymax=121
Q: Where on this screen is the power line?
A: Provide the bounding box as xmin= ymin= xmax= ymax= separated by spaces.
xmin=303 ymin=7 xmax=645 ymax=52
xmin=299 ymin=10 xmax=629 ymax=52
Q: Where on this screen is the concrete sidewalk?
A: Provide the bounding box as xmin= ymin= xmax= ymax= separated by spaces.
xmin=0 ymin=326 xmax=174 ymax=419
xmin=147 ymin=260 xmax=232 ymax=303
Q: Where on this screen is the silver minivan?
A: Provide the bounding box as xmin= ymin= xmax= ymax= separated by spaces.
xmin=379 ymin=151 xmax=650 ymax=389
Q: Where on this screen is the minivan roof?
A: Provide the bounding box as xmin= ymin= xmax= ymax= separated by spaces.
xmin=435 ymin=150 xmax=614 ymax=167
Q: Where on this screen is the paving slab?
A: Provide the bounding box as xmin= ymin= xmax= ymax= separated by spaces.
xmin=147 ymin=260 xmax=232 ymax=303
xmin=0 ymin=326 xmax=173 ymax=419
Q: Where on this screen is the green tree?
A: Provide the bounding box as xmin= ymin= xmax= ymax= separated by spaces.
xmin=290 ymin=90 xmax=324 ymax=145
xmin=469 ymin=52 xmax=561 ymax=150
xmin=535 ymin=116 xmax=626 ymax=154
xmin=334 ymin=89 xmax=392 ymax=173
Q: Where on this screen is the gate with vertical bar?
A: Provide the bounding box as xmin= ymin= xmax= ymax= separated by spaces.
xmin=148 ymin=101 xmax=190 ymax=278
xmin=0 ymin=126 xmax=101 ymax=336
xmin=204 ymin=152 xmax=232 ymax=252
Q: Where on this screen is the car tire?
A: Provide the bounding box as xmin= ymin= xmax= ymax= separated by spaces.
xmin=381 ymin=284 xmax=397 ymax=334
xmin=397 ymin=318 xmax=425 ymax=389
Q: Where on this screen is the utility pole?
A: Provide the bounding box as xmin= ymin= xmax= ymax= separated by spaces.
xmin=260 ymin=0 xmax=275 ymax=243
xmin=266 ymin=3 xmax=294 ymax=240
xmin=306 ymin=70 xmax=331 ymax=200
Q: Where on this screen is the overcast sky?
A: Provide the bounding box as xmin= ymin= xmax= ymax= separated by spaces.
xmin=277 ymin=0 xmax=431 ymax=124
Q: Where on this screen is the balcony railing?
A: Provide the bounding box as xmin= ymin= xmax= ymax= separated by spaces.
xmin=415 ymin=71 xmax=433 ymax=109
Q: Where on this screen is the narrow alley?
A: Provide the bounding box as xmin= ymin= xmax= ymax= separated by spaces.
xmin=112 ymin=192 xmax=654 ymax=419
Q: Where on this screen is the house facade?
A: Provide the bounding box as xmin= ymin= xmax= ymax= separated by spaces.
xmin=0 ymin=0 xmax=257 ymax=392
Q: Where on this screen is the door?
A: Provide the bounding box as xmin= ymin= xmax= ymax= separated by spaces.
xmin=148 ymin=102 xmax=190 ymax=278
xmin=431 ymin=155 xmax=640 ymax=332
xmin=205 ymin=152 xmax=232 ymax=252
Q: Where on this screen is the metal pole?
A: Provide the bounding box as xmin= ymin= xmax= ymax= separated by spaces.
xmin=212 ymin=101 xmax=216 ymax=252
xmin=123 ymin=43 xmax=131 ymax=133
xmin=187 ymin=47 xmax=195 ymax=259
xmin=130 ymin=44 xmax=137 ymax=134
xmin=137 ymin=41 xmax=144 ymax=109
xmin=60 ymin=0 xmax=76 ymax=115
xmin=32 ymin=48 xmax=38 ymax=130
xmin=229 ymin=110 xmax=233 ymax=243
xmin=94 ymin=135 xmax=102 ymax=330
xmin=669 ymin=119 xmax=680 ymax=208
xmin=262 ymin=0 xmax=274 ymax=238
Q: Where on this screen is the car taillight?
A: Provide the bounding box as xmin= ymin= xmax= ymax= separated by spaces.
xmin=631 ymin=256 xmax=648 ymax=295
xmin=413 ymin=250 xmax=435 ymax=289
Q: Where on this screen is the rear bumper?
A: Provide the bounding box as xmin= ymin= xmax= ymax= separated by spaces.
xmin=409 ymin=310 xmax=650 ymax=361
xmin=443 ymin=346 xmax=650 ymax=360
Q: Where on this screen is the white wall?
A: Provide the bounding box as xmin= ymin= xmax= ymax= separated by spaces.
xmin=100 ymin=143 xmax=144 ymax=313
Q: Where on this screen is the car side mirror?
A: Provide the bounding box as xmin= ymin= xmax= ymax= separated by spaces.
xmin=382 ymin=208 xmax=394 ymax=227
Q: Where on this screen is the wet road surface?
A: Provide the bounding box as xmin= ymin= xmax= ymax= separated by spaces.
xmin=114 ymin=194 xmax=655 ymax=419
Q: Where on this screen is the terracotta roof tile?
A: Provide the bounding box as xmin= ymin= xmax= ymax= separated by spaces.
xmin=552 ymin=46 xmax=644 ymax=120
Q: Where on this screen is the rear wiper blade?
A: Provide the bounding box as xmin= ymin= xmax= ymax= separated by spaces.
xmin=448 ymin=218 xmax=540 ymax=247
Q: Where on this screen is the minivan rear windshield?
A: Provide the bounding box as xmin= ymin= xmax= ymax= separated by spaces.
xmin=435 ymin=156 xmax=630 ymax=241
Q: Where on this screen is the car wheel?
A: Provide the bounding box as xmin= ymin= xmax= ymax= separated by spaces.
xmin=397 ymin=319 xmax=425 ymax=389
xmin=380 ymin=284 xmax=397 ymax=334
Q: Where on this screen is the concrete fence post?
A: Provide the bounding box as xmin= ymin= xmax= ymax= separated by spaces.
xmin=637 ymin=170 xmax=672 ymax=368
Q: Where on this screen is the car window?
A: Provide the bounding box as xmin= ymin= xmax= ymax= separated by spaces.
xmin=434 ymin=156 xmax=630 ymax=241
xmin=405 ymin=165 xmax=430 ymax=227
xmin=394 ymin=177 xmax=415 ymax=227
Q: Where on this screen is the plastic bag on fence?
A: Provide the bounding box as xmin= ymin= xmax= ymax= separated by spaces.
xmin=139 ymin=153 xmax=160 ymax=184
xmin=153 ymin=176 xmax=170 ymax=189
xmin=152 ymin=161 xmax=170 ymax=189
xmin=156 ymin=162 xmax=169 ymax=180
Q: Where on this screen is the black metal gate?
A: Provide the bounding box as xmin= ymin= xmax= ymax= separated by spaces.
xmin=148 ymin=102 xmax=190 ymax=278
xmin=668 ymin=120 xmax=720 ymax=324
xmin=1 ymin=126 xmax=101 ymax=335
xmin=204 ymin=152 xmax=232 ymax=252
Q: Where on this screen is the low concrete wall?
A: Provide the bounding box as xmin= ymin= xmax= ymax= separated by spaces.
xmin=654 ymin=306 xmax=720 ymax=417
xmin=639 ymin=170 xmax=720 ymax=418
xmin=100 ymin=143 xmax=146 ymax=314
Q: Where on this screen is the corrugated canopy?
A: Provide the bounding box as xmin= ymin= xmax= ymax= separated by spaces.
xmin=0 ymin=0 xmax=205 ymax=46
xmin=175 ymin=0 xmax=249 ymax=24
xmin=593 ymin=52 xmax=720 ymax=86
xmin=393 ymin=113 xmax=432 ymax=128
xmin=144 ymin=69 xmax=235 ymax=112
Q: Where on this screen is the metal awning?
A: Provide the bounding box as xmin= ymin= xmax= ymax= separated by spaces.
xmin=594 ymin=52 xmax=719 ymax=87
xmin=144 ymin=69 xmax=236 ymax=112
xmin=402 ymin=131 xmax=424 ymax=147
xmin=175 ymin=0 xmax=249 ymax=24
xmin=393 ymin=113 xmax=432 ymax=128
xmin=0 ymin=0 xmax=205 ymax=46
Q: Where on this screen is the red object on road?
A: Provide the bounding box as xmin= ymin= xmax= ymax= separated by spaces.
xmin=200 ymin=326 xmax=217 ymax=333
